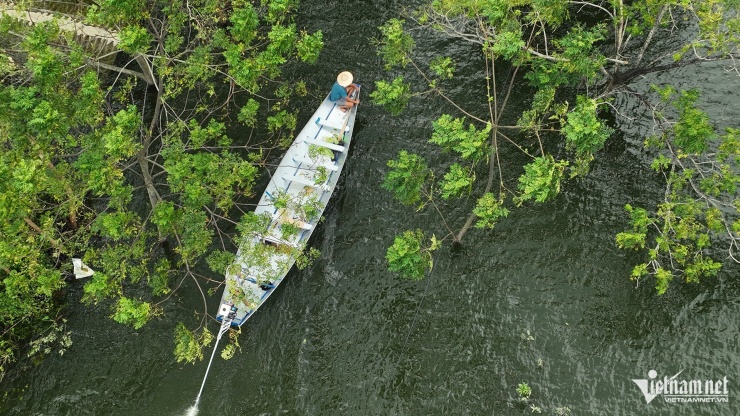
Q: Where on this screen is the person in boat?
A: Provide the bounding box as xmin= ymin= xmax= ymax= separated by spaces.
xmin=330 ymin=71 xmax=359 ymax=112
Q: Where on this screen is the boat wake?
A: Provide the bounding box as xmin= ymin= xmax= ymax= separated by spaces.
xmin=184 ymin=401 xmax=199 ymax=416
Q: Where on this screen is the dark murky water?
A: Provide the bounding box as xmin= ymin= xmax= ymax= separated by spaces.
xmin=2 ymin=1 xmax=739 ymax=415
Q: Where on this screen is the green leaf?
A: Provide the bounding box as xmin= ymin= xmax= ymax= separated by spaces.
xmin=630 ymin=263 xmax=649 ymax=281
xmin=430 ymin=114 xmax=491 ymax=162
xmin=151 ymin=201 xmax=178 ymax=232
xmin=206 ymin=250 xmax=236 ymax=274
xmin=382 ymin=151 xmax=429 ymax=206
xmin=551 ymin=24 xmax=607 ymax=79
xmin=430 ymin=56 xmax=455 ymax=79
xmin=93 ymin=210 xmax=140 ymax=240
xmin=473 ymin=193 xmax=509 ymax=229
xmin=176 ymin=209 xmax=214 ymax=263
xmin=174 ymin=323 xmax=213 ymax=364
xmin=492 ymin=29 xmax=525 ymax=60
xmin=86 ymin=0 xmax=147 ymax=26
xmin=221 ymin=343 xmax=237 ymax=360
xmin=650 ymin=154 xmax=672 ymax=172
xmin=386 ymin=229 xmax=435 ymax=280
xmin=684 ymin=257 xmax=722 ymax=284
xmin=377 ymin=18 xmax=414 ymax=69
xmin=266 ymin=0 xmax=297 ymax=23
xmin=718 ymin=128 xmax=740 ymax=162
xmin=149 ymin=258 xmax=171 ymax=296
xmin=673 ymin=90 xmax=714 ymax=154
xmin=267 ymin=110 xmax=297 ymax=132
xmin=118 ymin=25 xmax=152 ymax=54
xmin=296 ymin=31 xmax=323 ymax=63
xmin=654 ymin=268 xmax=673 ymax=295
xmin=370 ymin=77 xmax=411 ymax=116
xmin=238 ymin=99 xmax=260 ymax=127
xmin=229 ymin=3 xmax=259 ymax=43
xmin=82 ymin=273 xmax=117 ymax=304
xmin=440 ymin=163 xmax=474 ymax=199
xmin=562 ymin=96 xmax=613 ymax=161
xmin=0 ymin=0 xmax=324 ymax=370
xmin=516 ymin=383 xmax=532 ymax=398
xmin=616 ymin=231 xmax=646 ymax=249
xmin=515 ymin=155 xmax=568 ymax=205
xmin=111 ymin=297 xmax=152 ymax=329
xmin=267 ymin=25 xmax=297 ymax=54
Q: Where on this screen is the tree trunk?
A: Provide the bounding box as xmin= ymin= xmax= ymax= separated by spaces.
xmin=138 ymin=73 xmax=166 ymax=239
xmin=24 ymin=217 xmax=61 ymax=249
xmin=456 ymin=62 xmax=520 ymax=243
xmin=137 ymin=151 xmax=161 ymax=209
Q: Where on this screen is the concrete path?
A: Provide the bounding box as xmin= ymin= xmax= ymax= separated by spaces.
xmin=1 ymin=3 xmax=120 ymax=47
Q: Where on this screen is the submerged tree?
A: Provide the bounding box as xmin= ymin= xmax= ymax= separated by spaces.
xmin=0 ymin=0 xmax=323 ymax=376
xmin=373 ymin=1 xmax=739 ymax=294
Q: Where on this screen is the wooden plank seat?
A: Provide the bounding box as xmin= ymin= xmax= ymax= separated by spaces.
xmin=303 ymin=137 xmax=345 ymax=153
xmin=293 ymin=156 xmax=338 ymax=171
xmin=274 ymin=209 xmax=312 ymax=230
xmin=282 ymin=174 xmax=328 ymax=190
xmin=259 ymin=234 xmax=299 ymax=248
xmin=315 ymin=116 xmax=349 ymax=131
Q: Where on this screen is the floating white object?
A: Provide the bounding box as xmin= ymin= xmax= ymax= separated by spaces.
xmin=72 ymin=258 xmax=94 ymax=279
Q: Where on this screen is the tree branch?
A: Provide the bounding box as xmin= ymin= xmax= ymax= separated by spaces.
xmin=634 ymin=5 xmax=668 ymax=67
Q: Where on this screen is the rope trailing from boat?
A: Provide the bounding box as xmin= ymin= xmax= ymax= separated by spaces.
xmin=196 ymin=305 xmax=236 ymax=402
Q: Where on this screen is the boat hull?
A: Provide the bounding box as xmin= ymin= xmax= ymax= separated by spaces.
xmin=216 ymin=88 xmax=360 ymax=326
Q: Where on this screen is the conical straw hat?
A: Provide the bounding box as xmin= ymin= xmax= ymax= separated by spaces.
xmin=337 ymin=71 xmax=353 ymax=87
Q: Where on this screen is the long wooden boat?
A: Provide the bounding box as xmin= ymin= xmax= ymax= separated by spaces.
xmin=216 ymin=87 xmax=360 ymax=326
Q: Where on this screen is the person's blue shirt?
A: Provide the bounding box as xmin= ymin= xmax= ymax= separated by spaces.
xmin=330 ymin=82 xmax=348 ymax=101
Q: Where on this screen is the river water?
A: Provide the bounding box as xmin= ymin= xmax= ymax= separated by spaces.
xmin=2 ymin=1 xmax=739 ymax=415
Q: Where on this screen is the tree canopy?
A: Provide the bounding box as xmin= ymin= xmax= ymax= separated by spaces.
xmin=0 ymin=0 xmax=323 ymax=378
xmin=373 ymin=0 xmax=740 ymax=294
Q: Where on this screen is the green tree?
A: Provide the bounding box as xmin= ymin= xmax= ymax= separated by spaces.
xmin=0 ymin=0 xmax=323 ymax=376
xmin=372 ymin=1 xmax=739 ymax=292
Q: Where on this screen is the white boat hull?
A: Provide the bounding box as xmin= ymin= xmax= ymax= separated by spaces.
xmin=217 ymin=88 xmax=360 ymax=326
